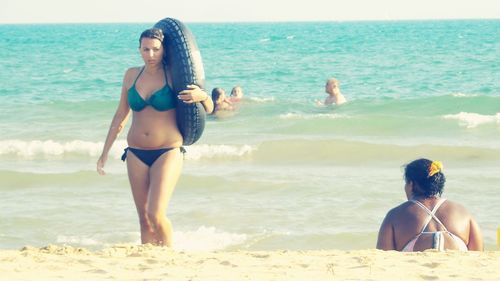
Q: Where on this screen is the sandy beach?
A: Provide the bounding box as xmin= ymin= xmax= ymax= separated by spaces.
xmin=1 ymin=244 xmax=498 ymax=281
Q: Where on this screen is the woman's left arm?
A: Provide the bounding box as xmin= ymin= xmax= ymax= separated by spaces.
xmin=178 ymin=84 xmax=214 ymax=114
xmin=467 ymin=215 xmax=484 ymax=251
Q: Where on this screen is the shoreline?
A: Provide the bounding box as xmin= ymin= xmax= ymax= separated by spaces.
xmin=1 ymin=244 xmax=499 ymax=281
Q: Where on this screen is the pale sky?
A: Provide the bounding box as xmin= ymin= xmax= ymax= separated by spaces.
xmin=2 ymin=0 xmax=499 ymax=24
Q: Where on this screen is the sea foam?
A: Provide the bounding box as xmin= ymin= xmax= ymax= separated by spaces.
xmin=184 ymin=144 xmax=255 ymax=161
xmin=56 ymin=226 xmax=247 ymax=251
xmin=442 ymin=112 xmax=500 ymax=128
xmin=279 ymin=113 xmax=345 ymax=120
xmin=0 ymin=140 xmax=255 ymax=161
xmin=174 ymin=226 xmax=247 ymax=251
xmin=0 ymin=139 xmax=126 ymax=159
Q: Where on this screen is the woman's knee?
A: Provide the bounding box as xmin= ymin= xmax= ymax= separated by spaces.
xmin=146 ymin=209 xmax=166 ymax=227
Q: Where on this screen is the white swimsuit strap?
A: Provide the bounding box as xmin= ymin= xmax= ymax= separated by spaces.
xmin=410 ymin=198 xmax=448 ymax=233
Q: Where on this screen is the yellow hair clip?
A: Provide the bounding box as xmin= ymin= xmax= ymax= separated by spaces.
xmin=428 ymin=161 xmax=443 ymax=177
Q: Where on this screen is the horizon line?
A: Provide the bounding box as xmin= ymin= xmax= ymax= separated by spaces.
xmin=0 ymin=17 xmax=498 ymax=25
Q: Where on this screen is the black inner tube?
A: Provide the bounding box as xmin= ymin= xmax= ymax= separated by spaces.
xmin=153 ymin=18 xmax=206 ymax=146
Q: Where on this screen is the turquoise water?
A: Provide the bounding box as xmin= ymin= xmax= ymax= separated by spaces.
xmin=0 ymin=20 xmax=499 ymax=251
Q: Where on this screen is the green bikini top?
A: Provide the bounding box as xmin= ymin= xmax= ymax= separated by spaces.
xmin=128 ymin=67 xmax=176 ymax=112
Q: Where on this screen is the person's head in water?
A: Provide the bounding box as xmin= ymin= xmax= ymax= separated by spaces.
xmin=325 ymin=78 xmax=339 ymax=95
xmin=230 ymin=86 xmax=243 ymax=100
xmin=404 ymin=158 xmax=446 ymax=199
xmin=138 ymin=28 xmax=165 ymax=65
xmin=212 ymin=87 xmax=226 ymax=103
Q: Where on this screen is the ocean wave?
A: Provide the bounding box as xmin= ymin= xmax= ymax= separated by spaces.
xmin=0 ymin=139 xmax=127 ymax=159
xmin=174 ymin=226 xmax=247 ymax=251
xmin=279 ymin=113 xmax=346 ymax=120
xmin=184 ymin=144 xmax=255 ymax=161
xmin=442 ymin=112 xmax=500 ymax=128
xmin=0 ymin=140 xmax=255 ymax=161
xmin=2 ymin=138 xmax=499 ymax=166
xmin=57 ymin=235 xmax=102 ymax=246
xmin=451 ymin=93 xmax=479 ymax=98
xmin=248 ymin=96 xmax=275 ymax=103
xmin=57 ymin=226 xmax=248 ymax=251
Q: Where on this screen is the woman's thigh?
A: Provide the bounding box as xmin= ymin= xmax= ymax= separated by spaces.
xmin=147 ymin=148 xmax=183 ymax=214
xmin=126 ymin=150 xmax=150 ymax=214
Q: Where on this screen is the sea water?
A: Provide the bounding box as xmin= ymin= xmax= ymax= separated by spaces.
xmin=0 ymin=20 xmax=499 ymax=251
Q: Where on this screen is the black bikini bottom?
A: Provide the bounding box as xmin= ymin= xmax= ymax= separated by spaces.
xmin=121 ymin=147 xmax=185 ymax=167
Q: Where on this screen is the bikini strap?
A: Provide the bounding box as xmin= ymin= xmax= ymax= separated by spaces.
xmin=432 ymin=232 xmax=445 ymax=251
xmin=410 ymin=198 xmax=448 ymax=233
xmin=162 ymin=65 xmax=173 ymax=92
xmin=163 ymin=65 xmax=168 ymax=83
xmin=132 ymin=66 xmax=145 ymax=85
xmin=121 ymin=147 xmax=129 ymax=162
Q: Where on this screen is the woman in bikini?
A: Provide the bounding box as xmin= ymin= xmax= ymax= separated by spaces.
xmin=376 ymin=158 xmax=483 ymax=251
xmin=96 ymin=28 xmax=213 ymax=247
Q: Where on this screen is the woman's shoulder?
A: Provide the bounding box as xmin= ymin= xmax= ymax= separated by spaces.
xmin=125 ymin=66 xmax=143 ymax=77
xmin=440 ymin=199 xmax=471 ymax=216
xmin=123 ymin=66 xmax=143 ymax=87
xmin=384 ymin=201 xmax=415 ymax=220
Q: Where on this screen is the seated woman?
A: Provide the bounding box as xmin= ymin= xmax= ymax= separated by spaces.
xmin=376 ymin=159 xmax=483 ymax=251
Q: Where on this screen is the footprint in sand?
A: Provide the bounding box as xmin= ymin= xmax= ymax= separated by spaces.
xmin=85 ymin=269 xmax=108 ymax=274
xmin=353 ymin=256 xmax=373 ymax=266
xmin=78 ymin=259 xmax=93 ymax=265
xmin=220 ymin=260 xmax=237 ymax=267
xmin=146 ymin=258 xmax=159 ymax=264
xmin=251 ymin=253 xmax=270 ymax=258
xmin=423 ymin=262 xmax=441 ymax=269
xmin=420 ymin=274 xmax=439 ymax=280
xmin=138 ymin=263 xmax=154 ymax=271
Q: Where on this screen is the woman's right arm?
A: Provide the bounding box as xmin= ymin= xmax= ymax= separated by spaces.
xmin=96 ymin=70 xmax=133 ymax=175
xmin=376 ymin=210 xmax=397 ymax=250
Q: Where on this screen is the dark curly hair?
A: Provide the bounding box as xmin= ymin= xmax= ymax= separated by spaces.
xmin=139 ymin=28 xmax=164 ymax=46
xmin=404 ymin=158 xmax=446 ymax=198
